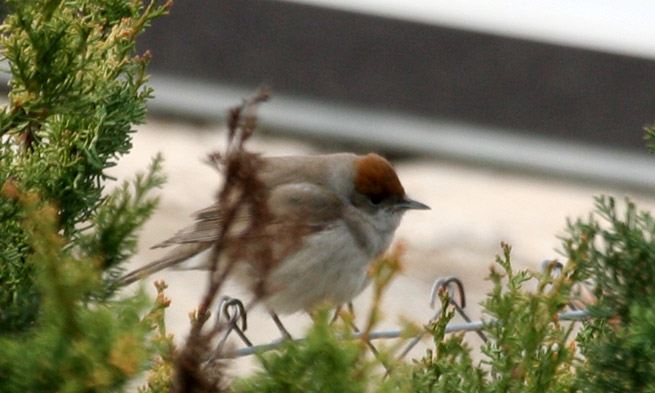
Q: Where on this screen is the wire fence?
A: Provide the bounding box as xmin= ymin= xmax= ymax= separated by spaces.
xmin=210 ymin=272 xmax=590 ymax=360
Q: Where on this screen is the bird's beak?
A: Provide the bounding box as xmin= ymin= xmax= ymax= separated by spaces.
xmin=400 ymin=196 xmax=430 ymax=210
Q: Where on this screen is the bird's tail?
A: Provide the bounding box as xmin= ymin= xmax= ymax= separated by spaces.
xmin=120 ymin=242 xmax=212 ymax=286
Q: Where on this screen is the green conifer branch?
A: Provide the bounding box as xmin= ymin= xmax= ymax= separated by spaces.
xmin=0 ymin=0 xmax=170 ymax=333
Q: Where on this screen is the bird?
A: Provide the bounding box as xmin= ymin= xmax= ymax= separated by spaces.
xmin=121 ymin=152 xmax=429 ymax=317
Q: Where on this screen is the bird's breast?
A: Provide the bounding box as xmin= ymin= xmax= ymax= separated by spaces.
xmin=256 ymin=221 xmax=378 ymax=314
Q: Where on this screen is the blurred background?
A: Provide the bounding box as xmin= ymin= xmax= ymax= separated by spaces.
xmin=105 ymin=0 xmax=655 ymax=373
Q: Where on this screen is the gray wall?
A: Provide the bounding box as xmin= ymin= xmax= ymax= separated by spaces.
xmin=138 ymin=0 xmax=655 ymax=153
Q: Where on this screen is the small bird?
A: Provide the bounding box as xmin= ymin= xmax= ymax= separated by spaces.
xmin=122 ymin=152 xmax=429 ymax=316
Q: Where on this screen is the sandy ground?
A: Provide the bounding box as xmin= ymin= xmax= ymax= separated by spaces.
xmin=110 ymin=118 xmax=655 ymax=376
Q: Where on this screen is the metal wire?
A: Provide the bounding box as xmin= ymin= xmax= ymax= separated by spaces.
xmin=212 ymin=296 xmax=252 ymax=358
xmin=210 ymin=276 xmax=591 ymax=359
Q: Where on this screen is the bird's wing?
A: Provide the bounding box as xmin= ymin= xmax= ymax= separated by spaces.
xmin=121 ymin=183 xmax=344 ymax=285
xmin=153 ymin=182 xmax=345 ymax=247
xmin=267 ymin=182 xmax=344 ymax=229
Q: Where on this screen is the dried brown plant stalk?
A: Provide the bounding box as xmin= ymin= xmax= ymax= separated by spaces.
xmin=173 ymin=88 xmax=276 ymax=393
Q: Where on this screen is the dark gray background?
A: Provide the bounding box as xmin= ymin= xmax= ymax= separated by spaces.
xmin=138 ymin=0 xmax=655 ymax=153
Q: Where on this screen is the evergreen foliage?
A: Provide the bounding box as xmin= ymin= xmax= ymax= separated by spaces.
xmin=566 ymin=196 xmax=655 ymax=392
xmin=138 ymin=281 xmax=176 ymax=393
xmin=235 ymin=308 xmax=371 ymax=393
xmin=0 ymin=0 xmax=171 ymax=391
xmin=0 ymin=0 xmax=169 ymax=332
xmin=0 ymin=193 xmax=153 ymax=392
xmin=411 ymin=244 xmax=577 ymax=393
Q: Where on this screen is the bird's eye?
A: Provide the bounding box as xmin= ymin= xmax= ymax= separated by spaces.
xmin=369 ymin=194 xmax=383 ymax=205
